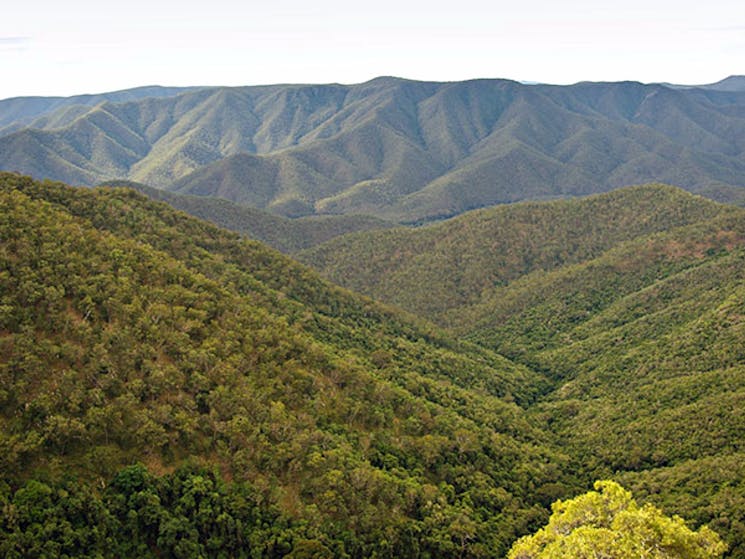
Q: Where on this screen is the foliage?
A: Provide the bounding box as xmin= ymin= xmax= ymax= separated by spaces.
xmin=101 ymin=180 xmax=397 ymax=254
xmin=0 ymin=173 xmax=565 ymax=557
xmin=508 ymin=480 xmax=726 ymax=559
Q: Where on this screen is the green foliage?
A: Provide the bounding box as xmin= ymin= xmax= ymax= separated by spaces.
xmin=1 ymin=173 xmax=742 ymax=556
xmin=508 ymin=480 xmax=726 ymax=559
xmin=0 ymin=173 xmax=567 ymax=557
xmin=101 ymin=180 xmax=397 ymax=254
xmin=0 ymin=464 xmax=305 ymax=558
xmin=0 ymin=478 xmax=114 ymax=559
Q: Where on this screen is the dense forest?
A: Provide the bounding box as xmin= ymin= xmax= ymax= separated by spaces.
xmin=1 ymin=172 xmax=570 ymax=557
xmin=1 ymin=172 xmax=744 ymax=557
xmin=300 ymin=185 xmax=745 ymax=557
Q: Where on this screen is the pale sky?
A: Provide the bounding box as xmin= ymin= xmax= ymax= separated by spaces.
xmin=1 ymin=0 xmax=744 ymax=100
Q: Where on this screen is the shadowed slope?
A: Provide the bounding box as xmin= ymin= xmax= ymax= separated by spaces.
xmin=103 ymin=179 xmax=397 ymax=253
xmin=2 ymin=78 xmax=745 ymax=220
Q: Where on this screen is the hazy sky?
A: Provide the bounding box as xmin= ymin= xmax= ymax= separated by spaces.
xmin=2 ymin=0 xmax=744 ymax=99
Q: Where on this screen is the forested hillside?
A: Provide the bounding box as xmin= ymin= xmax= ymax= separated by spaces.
xmin=300 ymin=185 xmax=736 ymax=321
xmin=299 ymin=184 xmax=745 ymax=557
xmin=0 ymin=172 xmax=568 ymax=558
xmin=2 ymin=173 xmax=744 ymax=556
xmin=103 ymin=179 xmax=396 ymax=253
xmin=2 ymin=78 xmax=745 ymax=221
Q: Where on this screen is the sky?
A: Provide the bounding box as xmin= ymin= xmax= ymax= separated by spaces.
xmin=1 ymin=0 xmax=744 ymax=100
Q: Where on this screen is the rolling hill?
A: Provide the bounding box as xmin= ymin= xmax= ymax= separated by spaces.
xmin=299 ymin=185 xmax=737 ymax=322
xmin=0 ymin=172 xmax=566 ymax=558
xmin=299 ymin=184 xmax=745 ymax=556
xmin=102 ymin=179 xmax=397 ymax=253
xmin=2 ymin=174 xmax=745 ymax=556
xmin=2 ymin=78 xmax=745 ymax=221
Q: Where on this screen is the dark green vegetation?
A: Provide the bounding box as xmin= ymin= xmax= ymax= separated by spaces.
xmin=300 ymin=185 xmax=735 ymax=322
xmin=102 ymin=180 xmax=396 ymax=254
xmin=301 ymin=184 xmax=745 ymax=557
xmin=1 ymin=465 xmax=302 ymax=558
xmin=2 ymin=78 xmax=745 ymax=221
xmin=1 ymin=172 xmax=570 ymax=557
xmin=2 ymin=173 xmax=745 ymax=557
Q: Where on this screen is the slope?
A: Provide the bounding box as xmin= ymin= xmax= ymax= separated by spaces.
xmin=466 ymin=215 xmax=745 ymax=557
xmin=300 ymin=184 xmax=745 ymax=556
xmin=299 ymin=185 xmax=735 ymax=323
xmin=102 ymin=179 xmax=397 ymax=253
xmin=2 ymin=78 xmax=745 ymax=221
xmin=0 ymin=172 xmax=567 ymax=558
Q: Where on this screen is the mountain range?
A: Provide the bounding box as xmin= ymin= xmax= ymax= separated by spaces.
xmin=2 ymin=77 xmax=745 ymax=221
xmin=2 ymin=173 xmax=745 ymax=557
xmin=3 ymin=73 xmax=745 ymax=557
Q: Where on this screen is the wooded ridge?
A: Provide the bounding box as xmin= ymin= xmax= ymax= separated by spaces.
xmin=3 ymin=78 xmax=745 ymax=221
xmin=2 ymin=173 xmax=744 ymax=556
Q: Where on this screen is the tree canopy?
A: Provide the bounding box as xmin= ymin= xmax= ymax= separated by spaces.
xmin=508 ymin=480 xmax=727 ymax=559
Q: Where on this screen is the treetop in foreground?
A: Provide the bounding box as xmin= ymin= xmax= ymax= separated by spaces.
xmin=508 ymin=480 xmax=726 ymax=559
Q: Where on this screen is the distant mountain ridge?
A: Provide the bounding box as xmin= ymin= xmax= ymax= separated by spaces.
xmin=662 ymin=75 xmax=745 ymax=92
xmin=2 ymin=77 xmax=745 ymax=221
xmin=0 ymin=85 xmax=201 ymax=133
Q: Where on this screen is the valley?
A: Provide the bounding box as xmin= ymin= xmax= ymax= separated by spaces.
xmin=2 ymin=76 xmax=745 ymax=558
xmin=1 ymin=173 xmax=744 ymax=557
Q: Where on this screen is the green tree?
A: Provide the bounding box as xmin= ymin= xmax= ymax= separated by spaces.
xmin=508 ymin=480 xmax=726 ymax=559
xmin=285 ymin=539 xmax=334 ymax=559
